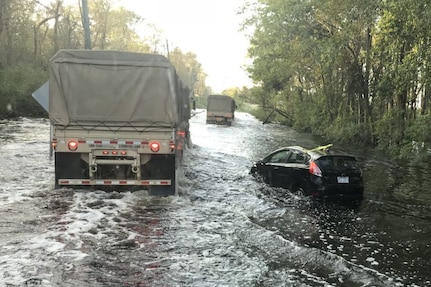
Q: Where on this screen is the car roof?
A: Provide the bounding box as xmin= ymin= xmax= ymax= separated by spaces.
xmin=269 ymin=145 xmax=354 ymax=160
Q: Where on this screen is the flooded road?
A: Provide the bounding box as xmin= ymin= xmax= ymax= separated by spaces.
xmin=0 ymin=112 xmax=430 ymax=286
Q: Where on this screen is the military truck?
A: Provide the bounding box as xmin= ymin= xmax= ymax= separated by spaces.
xmin=33 ymin=49 xmax=192 ymax=196
xmin=206 ymin=94 xmax=236 ymax=126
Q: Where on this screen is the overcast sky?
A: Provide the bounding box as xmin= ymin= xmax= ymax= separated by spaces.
xmin=116 ymin=0 xmax=253 ymax=92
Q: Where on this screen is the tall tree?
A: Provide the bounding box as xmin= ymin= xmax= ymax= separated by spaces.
xmin=169 ymin=48 xmax=208 ymax=96
xmin=244 ymin=0 xmax=379 ymax=143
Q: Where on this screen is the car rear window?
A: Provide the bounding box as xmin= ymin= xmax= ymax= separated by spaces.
xmin=315 ymin=156 xmax=360 ymax=173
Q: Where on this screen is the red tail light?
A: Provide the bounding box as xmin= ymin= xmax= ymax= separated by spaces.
xmin=68 ymin=140 xmax=78 ymax=151
xmin=309 ymin=161 xmax=322 ymax=177
xmin=169 ymin=141 xmax=175 ymax=150
xmin=150 ymin=141 xmax=160 ymax=152
xmin=51 ymin=139 xmax=58 ymax=150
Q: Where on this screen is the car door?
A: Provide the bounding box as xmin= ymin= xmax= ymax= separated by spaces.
xmin=263 ymin=149 xmax=292 ymax=187
xmin=285 ymin=149 xmax=310 ymax=191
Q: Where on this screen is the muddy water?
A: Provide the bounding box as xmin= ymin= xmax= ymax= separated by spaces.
xmin=0 ymin=113 xmax=430 ymax=286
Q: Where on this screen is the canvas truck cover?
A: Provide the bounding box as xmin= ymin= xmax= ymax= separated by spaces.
xmin=49 ymin=49 xmax=190 ymax=128
xmin=207 ymin=94 xmax=236 ymax=112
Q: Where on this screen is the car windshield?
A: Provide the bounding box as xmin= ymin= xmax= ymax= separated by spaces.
xmin=315 ymin=156 xmax=360 ymax=173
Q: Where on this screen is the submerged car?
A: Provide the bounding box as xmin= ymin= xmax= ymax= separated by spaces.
xmin=250 ymin=144 xmax=364 ymax=203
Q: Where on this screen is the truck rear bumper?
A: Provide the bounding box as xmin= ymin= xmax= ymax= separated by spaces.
xmin=206 ymin=116 xmax=233 ymax=125
xmin=57 ymin=179 xmax=172 ymax=186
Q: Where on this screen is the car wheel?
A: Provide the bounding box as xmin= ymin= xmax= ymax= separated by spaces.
xmin=294 ymin=187 xmax=305 ymax=197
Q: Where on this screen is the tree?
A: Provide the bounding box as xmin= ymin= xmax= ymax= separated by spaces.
xmin=169 ymin=48 xmax=208 ymax=97
xmin=243 ymin=0 xmax=380 ymax=144
xmin=0 ymin=0 xmax=209 ymax=121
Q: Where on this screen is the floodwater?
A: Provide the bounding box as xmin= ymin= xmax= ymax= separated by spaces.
xmin=0 ymin=111 xmax=430 ymax=287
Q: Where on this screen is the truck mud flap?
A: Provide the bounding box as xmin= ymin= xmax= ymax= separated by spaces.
xmin=146 ymin=154 xmax=177 ymax=196
xmin=55 ymin=152 xmax=87 ymax=189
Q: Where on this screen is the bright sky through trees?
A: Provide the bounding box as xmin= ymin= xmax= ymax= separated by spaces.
xmin=116 ymin=0 xmax=253 ymax=92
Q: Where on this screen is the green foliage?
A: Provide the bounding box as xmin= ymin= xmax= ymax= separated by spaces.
xmin=0 ymin=0 xmax=211 ymax=119
xmin=374 ymin=110 xmax=403 ymax=156
xmin=324 ymin=116 xmax=367 ymax=145
xmin=89 ymin=1 xmax=150 ymax=51
xmin=241 ymin=0 xmax=431 ymax=159
xmin=0 ymin=64 xmax=47 ymax=118
xmin=398 ymin=114 xmax=431 ymax=161
xmin=169 ymin=48 xmax=208 ymax=97
xmin=220 ymin=86 xmax=254 ymax=113
xmin=193 ymin=95 xmax=207 ymax=109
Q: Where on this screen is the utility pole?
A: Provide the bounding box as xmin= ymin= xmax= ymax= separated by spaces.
xmin=81 ymin=0 xmax=91 ymax=49
xmin=166 ymin=39 xmax=170 ymax=60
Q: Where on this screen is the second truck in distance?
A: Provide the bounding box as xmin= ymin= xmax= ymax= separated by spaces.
xmin=206 ymin=94 xmax=236 ymax=126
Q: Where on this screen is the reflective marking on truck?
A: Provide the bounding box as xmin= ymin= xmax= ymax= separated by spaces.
xmin=59 ymin=139 xmax=176 ymax=152
xmin=141 ymin=180 xmax=170 ymax=185
xmin=83 ymin=140 xmax=146 ymax=144
xmin=77 ymin=140 xmax=149 ymax=148
xmin=89 ymin=144 xmax=104 ymax=148
xmin=62 ymin=140 xmax=170 ymax=148
xmin=58 ymin=179 xmax=171 ymax=185
xmin=118 ymin=144 xmax=141 ymax=148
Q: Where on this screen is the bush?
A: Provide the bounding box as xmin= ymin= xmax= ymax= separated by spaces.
xmin=0 ymin=64 xmax=47 ymax=118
